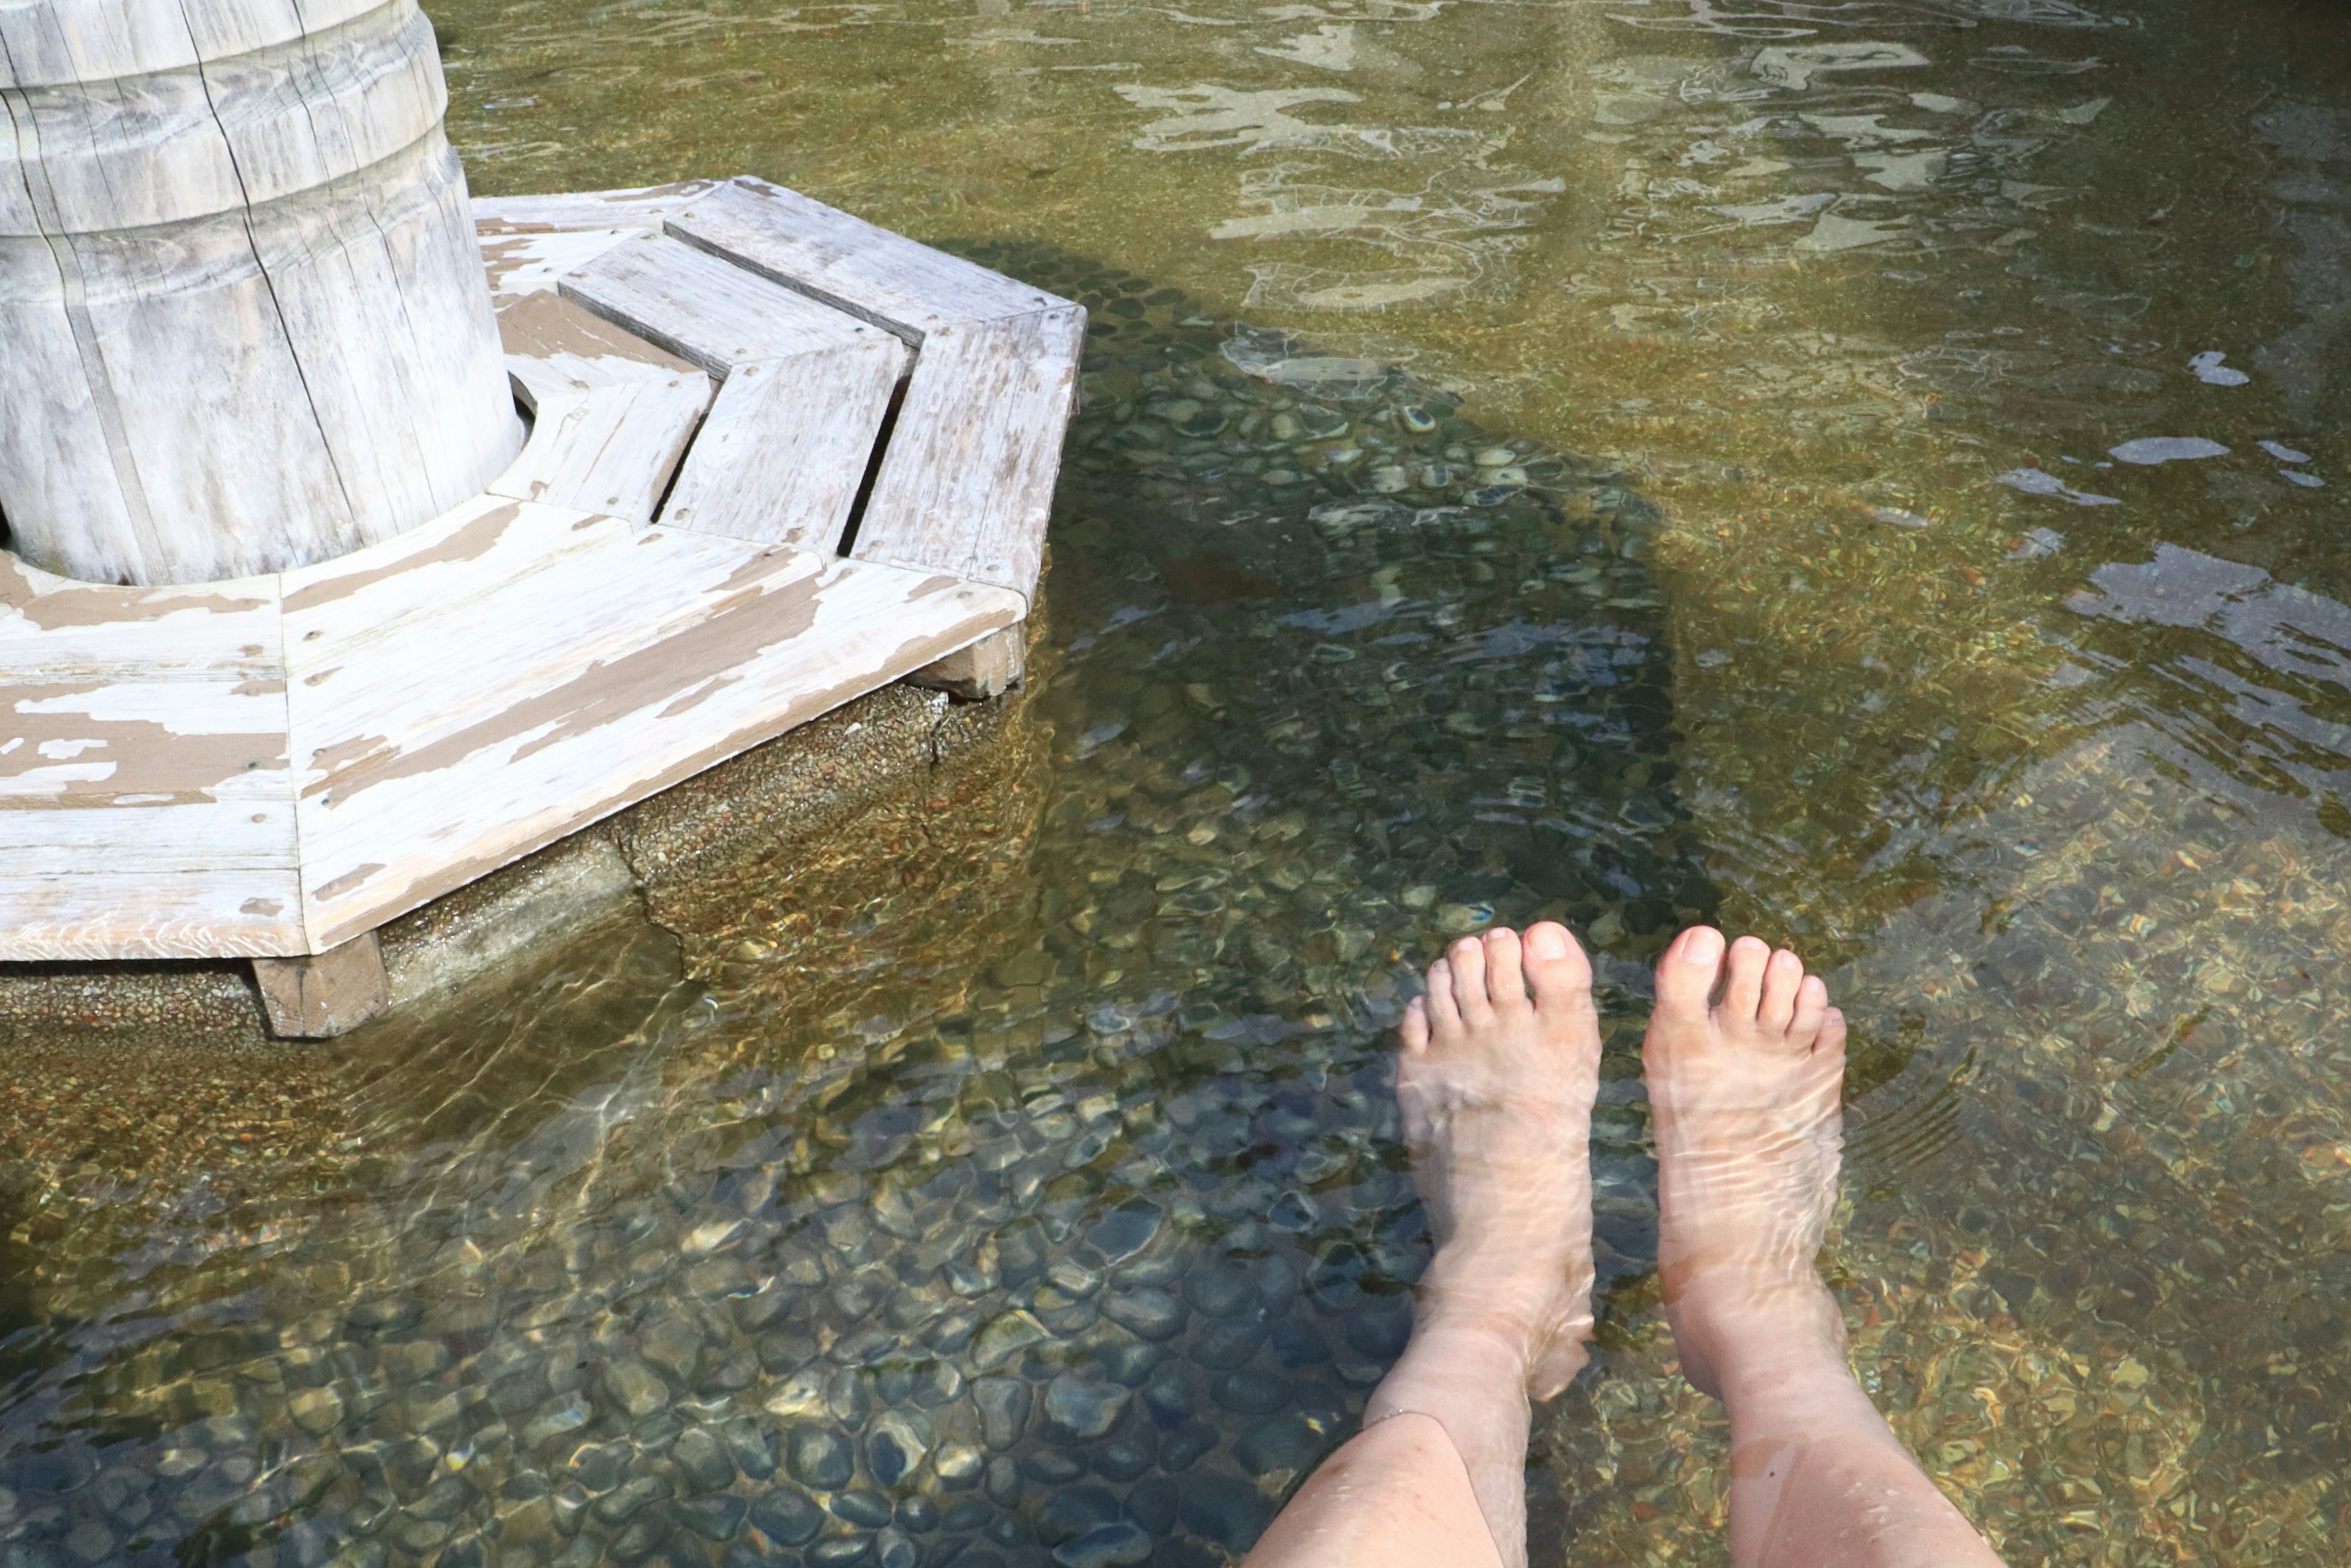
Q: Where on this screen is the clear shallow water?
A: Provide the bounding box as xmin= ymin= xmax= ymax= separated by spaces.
xmin=6 ymin=1 xmax=2351 ymax=1565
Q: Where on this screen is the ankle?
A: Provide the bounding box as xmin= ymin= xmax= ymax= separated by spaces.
xmin=1374 ymin=1310 xmax=1588 ymax=1412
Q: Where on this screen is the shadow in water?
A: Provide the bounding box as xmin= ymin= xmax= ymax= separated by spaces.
xmin=0 ymin=257 xmax=1731 ymax=1568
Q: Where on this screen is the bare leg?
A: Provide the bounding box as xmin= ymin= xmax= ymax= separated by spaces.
xmin=1645 ymin=926 xmax=2008 ymax=1568
xmin=1244 ymin=923 xmax=1602 ymax=1568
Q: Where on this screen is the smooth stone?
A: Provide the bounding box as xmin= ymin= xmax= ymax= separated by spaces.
xmin=288 ymin=1387 xmax=343 ymax=1435
xmin=1212 ymin=1372 xmax=1292 ymax=1415
xmin=641 ymin=1316 xmax=705 ymax=1389
xmin=925 ymin=1312 xmax=979 ymax=1357
xmin=1180 ymin=1476 xmax=1275 ymax=1548
xmin=1054 ymin=1523 xmax=1153 ymax=1568
xmin=1182 ymin=1268 xmax=1253 ymax=1318
xmin=985 ymin=1455 xmax=1024 ymax=1507
xmin=1091 ymin=1429 xmax=1155 ymax=1482
xmin=876 ymin=1527 xmax=917 ymax=1568
xmin=735 ymin=1282 xmax=796 ymax=1332
xmin=913 ymin=1359 xmax=963 ymax=1408
xmin=787 ymin=1426 xmax=856 ymax=1491
xmin=975 ymin=1378 xmax=1033 ymax=1450
xmin=1368 ymin=465 xmax=1410 ymax=493
xmin=1099 ymin=1289 xmax=1187 ymax=1344
xmin=830 ymin=1491 xmax=896 ymax=1530
xmin=757 ymin=1331 xmax=821 ymax=1376
xmin=1267 ymin=1321 xmax=1330 ymax=1368
xmin=944 ymin=1497 xmax=993 ymax=1532
xmin=1237 ymin=1415 xmax=1329 ymax=1477
xmin=867 ymin=1413 xmax=931 ymax=1487
xmin=808 ymin=1538 xmax=874 ymax=1567
xmin=1043 ymin=1373 xmax=1131 ymax=1440
xmin=748 ymin=1490 xmax=826 ymax=1547
xmin=1159 ymin=1422 xmax=1218 ymax=1472
xmin=563 ymin=1442 xmax=626 ymax=1493
xmin=1141 ymin=1370 xmax=1192 ymax=1422
xmin=1084 ymin=1200 xmax=1162 ymax=1263
xmin=1095 ymin=1342 xmax=1162 ymax=1387
xmin=1189 ymin=1321 xmax=1265 ymax=1370
xmin=1039 ymin=1485 xmax=1122 ymax=1545
xmin=722 ymin=1415 xmax=778 ymax=1480
xmin=896 ymin=1495 xmax=940 ymax=1533
xmin=1346 ymin=1299 xmax=1412 ymax=1359
xmin=972 ymin=1311 xmax=1049 ymax=1370
xmin=590 ymin=1474 xmax=670 ymax=1525
xmin=672 ymin=1427 xmax=735 ymax=1491
xmin=1020 ymin=1450 xmax=1087 ymax=1485
xmin=1125 ymin=1475 xmax=1180 ymax=1535
xmin=934 ymin=1444 xmax=985 ymax=1488
xmin=1473 ymin=446 xmax=1517 ymax=467
xmin=520 ymin=1400 xmax=593 ymax=1450
xmin=675 ymin=1495 xmax=749 ymax=1542
xmin=601 ymin=1361 xmax=670 ymax=1420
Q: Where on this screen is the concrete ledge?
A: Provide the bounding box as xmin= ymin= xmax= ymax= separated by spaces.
xmin=0 ymin=655 xmax=1039 ymax=1046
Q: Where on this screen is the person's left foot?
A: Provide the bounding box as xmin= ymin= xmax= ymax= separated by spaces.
xmin=1396 ymin=923 xmax=1602 ymax=1399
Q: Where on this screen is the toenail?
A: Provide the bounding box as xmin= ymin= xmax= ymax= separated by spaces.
xmin=1527 ymin=925 xmax=1569 ymax=960
xmin=1679 ymin=928 xmax=1725 ymax=966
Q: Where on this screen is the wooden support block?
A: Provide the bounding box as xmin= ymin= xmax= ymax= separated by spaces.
xmin=253 ymin=931 xmax=389 ymax=1038
xmin=909 ymin=624 xmax=1027 ymax=701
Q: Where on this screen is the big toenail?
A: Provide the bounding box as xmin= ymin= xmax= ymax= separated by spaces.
xmin=1680 ymin=928 xmax=1725 ymax=966
xmin=1528 ymin=925 xmax=1569 ymax=959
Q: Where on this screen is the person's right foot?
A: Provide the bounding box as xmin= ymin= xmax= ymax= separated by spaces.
xmin=1643 ymin=926 xmax=1848 ymax=1398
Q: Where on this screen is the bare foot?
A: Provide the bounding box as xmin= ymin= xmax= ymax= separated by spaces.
xmin=1394 ymin=923 xmax=1601 ymax=1400
xmin=1644 ymin=926 xmax=1848 ymax=1399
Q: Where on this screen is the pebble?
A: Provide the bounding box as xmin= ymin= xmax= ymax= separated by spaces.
xmin=975 ymin=1377 xmax=1032 ymax=1450
xmin=1044 ymin=1371 xmax=1131 ymax=1439
xmin=1054 ymin=1522 xmax=1155 ymax=1568
xmin=788 ymin=1425 xmax=855 ymax=1490
xmin=672 ymin=1425 xmax=735 ymax=1490
xmin=750 ymin=1490 xmax=827 ymax=1547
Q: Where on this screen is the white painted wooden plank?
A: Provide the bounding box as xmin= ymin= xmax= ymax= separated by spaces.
xmin=666 ymin=177 xmax=1071 ymax=336
xmin=850 ymin=307 xmax=1084 ymax=599
xmin=659 ymin=340 xmax=904 ymax=553
xmin=497 ymin=290 xmax=702 ymax=384
xmin=490 ymin=371 xmax=713 ymax=524
xmin=0 ymin=555 xmax=281 ymax=673
xmin=481 ymin=227 xmax=645 ymax=302
xmin=0 ymin=872 xmax=309 ymax=961
xmin=470 ymin=182 xmax=721 ymax=234
xmin=561 ymin=232 xmax=898 ymax=369
xmin=0 ymin=549 xmax=302 ymax=959
xmin=291 ymin=553 xmax=1023 ymax=948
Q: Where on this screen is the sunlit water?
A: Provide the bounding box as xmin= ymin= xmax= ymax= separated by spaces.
xmin=6 ymin=2 xmax=2351 ymax=1565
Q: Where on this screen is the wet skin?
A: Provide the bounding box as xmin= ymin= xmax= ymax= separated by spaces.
xmin=1245 ymin=923 xmax=2007 ymax=1568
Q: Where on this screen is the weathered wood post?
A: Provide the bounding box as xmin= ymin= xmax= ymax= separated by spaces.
xmin=0 ymin=0 xmax=521 ymax=586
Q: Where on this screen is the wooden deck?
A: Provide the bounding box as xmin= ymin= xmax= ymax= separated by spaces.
xmin=0 ymin=179 xmax=1079 ymax=963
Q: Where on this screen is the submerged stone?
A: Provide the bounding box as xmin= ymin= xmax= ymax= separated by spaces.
xmin=1043 ymin=1371 xmax=1131 ymax=1439
xmin=748 ymin=1490 xmax=826 ymax=1547
xmin=1054 ymin=1523 xmax=1154 ymax=1568
xmin=787 ymin=1426 xmax=855 ymax=1491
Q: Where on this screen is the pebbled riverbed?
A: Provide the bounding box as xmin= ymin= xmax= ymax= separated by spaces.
xmin=7 ymin=1 xmax=2351 ymax=1566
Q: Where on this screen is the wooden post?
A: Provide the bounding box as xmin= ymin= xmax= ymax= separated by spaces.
xmin=253 ymin=931 xmax=390 ymax=1038
xmin=0 ymin=1 xmax=522 ymax=586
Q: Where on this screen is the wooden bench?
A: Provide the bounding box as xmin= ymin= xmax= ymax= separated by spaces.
xmin=0 ymin=179 xmax=1081 ymax=1019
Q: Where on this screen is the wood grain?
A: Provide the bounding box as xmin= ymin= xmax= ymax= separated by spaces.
xmin=282 ymin=500 xmax=1022 ymax=949
xmin=667 ymin=178 xmax=1069 ymax=336
xmin=562 ymin=233 xmax=910 ymax=553
xmin=0 ymin=1 xmax=519 ymax=585
xmin=0 ymin=557 xmax=302 ymax=960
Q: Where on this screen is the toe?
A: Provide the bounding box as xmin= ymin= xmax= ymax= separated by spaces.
xmin=1720 ymin=934 xmax=1773 ymax=1022
xmin=1817 ymin=1005 xmax=1848 ymax=1064
xmin=1654 ymin=925 xmax=1727 ymax=1017
xmin=1401 ymin=994 xmax=1430 ymax=1053
xmin=1790 ymin=975 xmax=1828 ymax=1048
xmin=1425 ymin=959 xmax=1462 ymax=1040
xmin=1449 ymin=936 xmax=1494 ymax=1025
xmin=1483 ymin=926 xmax=1530 ymax=1013
xmin=1524 ymin=921 xmax=1594 ymax=1018
xmin=1758 ymin=948 xmax=1804 ymax=1033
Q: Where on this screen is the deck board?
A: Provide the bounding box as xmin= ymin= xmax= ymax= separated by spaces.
xmin=0 ymin=178 xmax=1070 ymax=962
xmin=563 ymin=234 xmax=910 ymax=553
xmin=0 ymin=558 xmax=302 ymax=959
